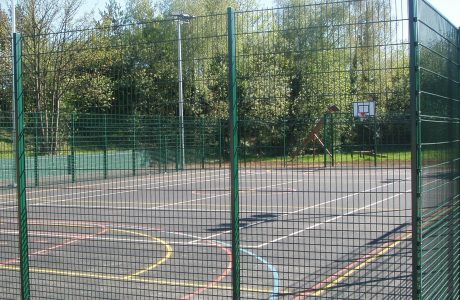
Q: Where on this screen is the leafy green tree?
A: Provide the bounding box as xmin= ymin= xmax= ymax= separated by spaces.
xmin=0 ymin=8 xmax=12 ymax=112
xmin=16 ymin=0 xmax=85 ymax=152
xmin=63 ymin=73 xmax=114 ymax=114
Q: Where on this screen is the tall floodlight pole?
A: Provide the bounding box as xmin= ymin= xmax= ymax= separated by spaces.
xmin=11 ymin=0 xmax=17 ymax=187
xmin=172 ymin=13 xmax=194 ymax=170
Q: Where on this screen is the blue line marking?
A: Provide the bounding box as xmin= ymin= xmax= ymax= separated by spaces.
xmin=241 ymin=247 xmax=280 ymax=299
xmin=216 ymin=241 xmax=280 ymax=299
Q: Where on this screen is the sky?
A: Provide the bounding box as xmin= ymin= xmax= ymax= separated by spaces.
xmin=78 ymin=0 xmax=459 ymax=26
xmin=0 ymin=0 xmax=458 ymax=27
xmin=425 ymin=0 xmax=460 ymax=27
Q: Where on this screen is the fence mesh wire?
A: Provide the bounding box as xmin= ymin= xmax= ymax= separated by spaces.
xmin=0 ymin=0 xmax=459 ymax=299
xmin=413 ymin=0 xmax=460 ymax=298
xmin=235 ymin=3 xmax=411 ymax=298
xmin=0 ymin=36 xmax=21 ymax=298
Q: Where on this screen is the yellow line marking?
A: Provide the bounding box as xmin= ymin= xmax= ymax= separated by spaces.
xmin=311 ymin=232 xmax=411 ymax=297
xmin=0 ymin=265 xmax=271 ymax=293
xmin=112 ymin=229 xmax=173 ymax=279
xmin=309 ymin=205 xmax=451 ymax=297
xmin=0 ymin=222 xmax=173 ymax=281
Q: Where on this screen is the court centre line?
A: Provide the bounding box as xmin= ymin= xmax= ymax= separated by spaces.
xmin=33 ymin=200 xmax=376 ymax=211
xmin=35 ymin=169 xmax=234 ymax=198
xmin=252 ymin=189 xmax=409 ymax=249
xmin=0 ymin=170 xmax=252 ymax=211
xmin=22 ymin=204 xmax=281 ymax=215
xmin=0 ymin=168 xmax=226 ymax=205
xmin=23 ymin=178 xmax=302 ymax=215
xmin=189 ymin=178 xmax=409 ymax=246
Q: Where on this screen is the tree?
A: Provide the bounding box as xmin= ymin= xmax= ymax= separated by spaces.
xmin=17 ymin=0 xmax=85 ymax=153
xmin=0 ymin=7 xmax=12 ymax=112
xmin=159 ymin=0 xmax=258 ymax=16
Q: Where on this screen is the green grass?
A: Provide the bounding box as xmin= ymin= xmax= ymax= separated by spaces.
xmin=241 ymin=150 xmax=412 ymax=164
xmin=0 ymin=140 xmax=13 ymax=158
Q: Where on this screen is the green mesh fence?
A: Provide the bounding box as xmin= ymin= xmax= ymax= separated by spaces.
xmin=235 ymin=3 xmax=411 ymax=297
xmin=0 ymin=36 xmax=21 ymax=298
xmin=411 ymin=1 xmax=460 ymax=298
xmin=0 ymin=0 xmax=459 ymax=299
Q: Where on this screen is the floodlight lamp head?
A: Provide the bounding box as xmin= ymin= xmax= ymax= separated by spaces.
xmin=171 ymin=12 xmax=195 ymax=22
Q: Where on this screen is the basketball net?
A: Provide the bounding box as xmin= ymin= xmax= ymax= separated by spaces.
xmin=359 ymin=111 xmax=367 ymax=119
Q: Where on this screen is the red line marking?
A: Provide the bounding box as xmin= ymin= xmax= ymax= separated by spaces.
xmin=292 ymin=231 xmax=411 ymax=299
xmin=179 ymin=241 xmax=232 ymax=299
xmin=0 ymin=225 xmax=108 ymax=267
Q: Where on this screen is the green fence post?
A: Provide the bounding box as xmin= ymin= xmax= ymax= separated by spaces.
xmin=201 ymin=118 xmax=205 ymax=169
xmin=70 ymin=112 xmax=76 ymax=183
xmin=323 ymin=114 xmax=327 ymax=168
xmin=159 ymin=131 xmax=163 ymax=173
xmin=165 ymin=134 xmax=169 ymax=171
xmin=132 ymin=115 xmax=136 ymax=176
xmin=330 ymin=113 xmax=335 ymax=167
xmin=175 ymin=133 xmax=179 ymax=172
xmin=373 ymin=115 xmax=377 ymax=167
xmin=243 ymin=122 xmax=247 ymax=169
xmin=227 ymin=7 xmax=240 ymax=300
xmin=103 ymin=114 xmax=108 ymax=179
xmin=13 ymin=32 xmax=30 ymax=300
xmin=457 ymin=27 xmax=460 ymax=294
xmin=158 ymin=116 xmax=162 ymax=172
xmin=409 ymin=0 xmax=422 ymax=299
xmin=283 ymin=119 xmax=287 ymax=168
xmin=219 ymin=119 xmax=223 ymax=168
xmin=34 ymin=112 xmax=39 ymax=187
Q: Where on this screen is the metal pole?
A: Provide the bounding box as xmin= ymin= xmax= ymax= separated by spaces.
xmin=13 ymin=32 xmax=30 ymax=300
xmin=34 ymin=112 xmax=39 ymax=187
xmin=103 ymin=114 xmax=108 ymax=179
xmin=11 ymin=0 xmax=17 ymax=187
xmin=201 ymin=118 xmax=205 ymax=169
xmin=331 ymin=113 xmax=335 ymax=167
xmin=409 ymin=0 xmax=422 ymax=298
xmin=177 ymin=19 xmax=185 ymax=170
xmin=283 ymin=119 xmax=287 ymax=168
xmin=323 ymin=114 xmax=327 ymax=168
xmin=219 ymin=119 xmax=223 ymax=168
xmin=373 ymin=115 xmax=377 ymax=167
xmin=227 ymin=7 xmax=240 ymax=300
xmin=70 ymin=113 xmax=76 ymax=183
xmin=132 ymin=115 xmax=136 ymax=176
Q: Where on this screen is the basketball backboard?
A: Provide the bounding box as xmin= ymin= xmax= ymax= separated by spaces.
xmin=353 ymin=101 xmax=375 ymax=118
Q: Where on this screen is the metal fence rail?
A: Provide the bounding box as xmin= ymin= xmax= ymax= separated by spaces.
xmin=410 ymin=0 xmax=460 ymax=298
xmin=234 ymin=3 xmax=411 ymax=296
xmin=0 ymin=0 xmax=459 ymax=299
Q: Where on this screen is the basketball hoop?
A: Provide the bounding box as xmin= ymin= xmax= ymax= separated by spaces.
xmin=353 ymin=101 xmax=375 ymax=119
xmin=359 ymin=111 xmax=367 ymax=119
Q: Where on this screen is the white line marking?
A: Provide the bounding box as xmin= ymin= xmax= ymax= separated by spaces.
xmin=0 ymin=229 xmax=202 ymax=246
xmin=0 ymin=169 xmax=226 ymax=205
xmin=3 ymin=173 xmax=292 ymax=213
xmin=247 ymin=189 xmax=410 ymax=248
xmin=0 ymin=171 xmax=237 ymax=210
xmin=188 ymin=178 xmax=410 ymax=244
